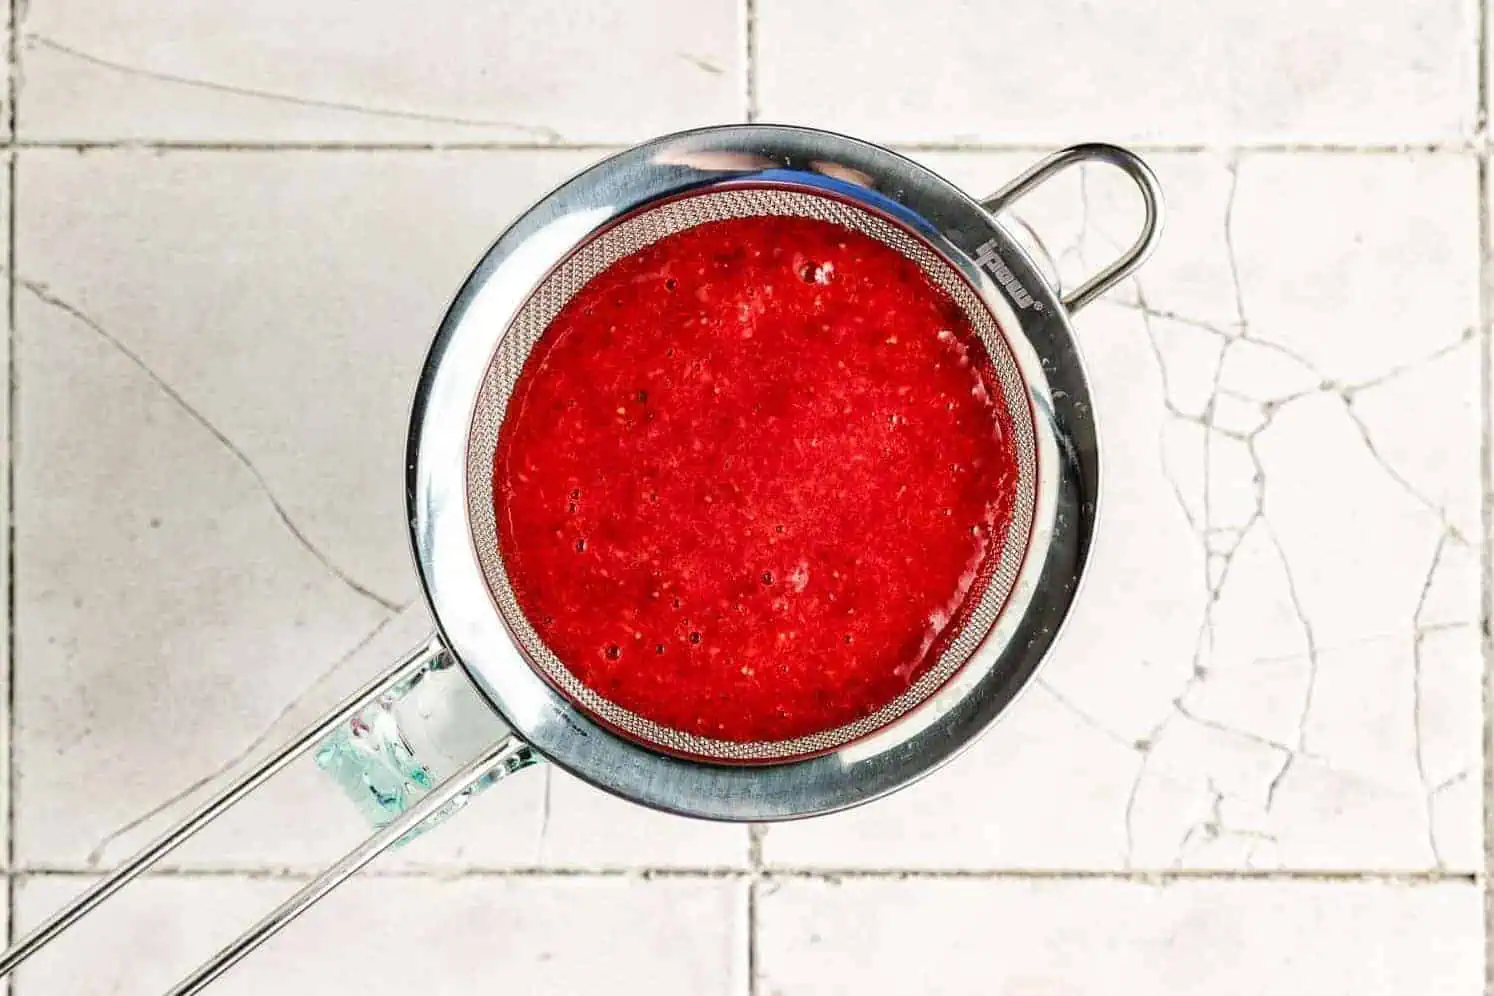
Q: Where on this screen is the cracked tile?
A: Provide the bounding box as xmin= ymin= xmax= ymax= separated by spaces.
xmin=762 ymin=686 xmax=1143 ymax=871
xmin=18 ymin=149 xmax=604 ymax=609
xmin=1151 ymin=318 xmax=1229 ymax=420
xmin=16 ymin=873 xmax=747 ymax=995
xmin=18 ymin=1 xmax=742 ymax=143
xmin=1211 ymin=391 xmax=1268 ymax=436
xmin=1414 ymin=626 xmax=1481 ymax=867
xmin=1100 ymin=154 xmax=1478 ymax=872
xmin=1219 ymin=339 xmax=1325 ymax=404
xmin=14 ymin=149 xmax=745 ymax=872
xmin=1205 ymin=434 xmax=1261 ymax=530
xmin=1271 ymin=636 xmax=1454 ymax=868
xmin=1184 ymin=534 xmax=1327 ymax=752
xmin=1259 ymin=393 xmax=1453 ymax=648
xmin=1050 ymin=299 xmax=1221 ymax=739
xmin=757 ymin=0 xmax=1474 ymax=144
xmin=1231 ymin=155 xmax=1477 ymax=385
xmin=757 ymin=879 xmax=1483 ymax=995
xmin=1352 ymin=333 xmax=1481 ymax=545
xmin=13 ymin=268 xmax=389 ymax=865
xmin=764 ymin=152 xmax=1482 ymax=873
xmin=1416 ymin=526 xmax=1481 ymax=630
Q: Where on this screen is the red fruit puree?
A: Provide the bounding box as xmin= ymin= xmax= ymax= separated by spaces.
xmin=494 ymin=214 xmax=1020 ymax=744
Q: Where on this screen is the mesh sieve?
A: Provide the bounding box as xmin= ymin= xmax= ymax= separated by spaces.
xmin=465 ymin=185 xmax=1039 ymax=762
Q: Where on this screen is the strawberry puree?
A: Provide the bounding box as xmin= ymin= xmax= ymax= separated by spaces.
xmin=494 ymin=214 xmax=1020 ymax=744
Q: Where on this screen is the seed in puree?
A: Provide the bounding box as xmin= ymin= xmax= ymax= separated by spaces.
xmin=494 ymin=213 xmax=1020 ymax=745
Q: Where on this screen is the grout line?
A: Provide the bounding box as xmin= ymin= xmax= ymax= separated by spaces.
xmin=3 ymin=150 xmax=13 ymax=990
xmin=1481 ymin=161 xmax=1493 ymax=996
xmin=747 ymin=826 xmax=765 ymax=996
xmin=8 ymin=865 xmax=1482 ymax=884
xmin=745 ymin=875 xmax=758 ymax=996
xmin=743 ymin=0 xmax=759 ymax=123
xmin=888 ymin=140 xmax=1482 ymax=156
xmin=1480 ymin=0 xmax=1489 ymax=141
xmin=6 ymin=0 xmax=18 ymax=977
xmin=10 ymin=139 xmax=630 ymax=153
xmin=1478 ymin=6 xmax=1491 ymax=996
xmin=1476 ymin=0 xmax=1491 ymax=990
xmin=0 ymin=139 xmax=1485 ymax=155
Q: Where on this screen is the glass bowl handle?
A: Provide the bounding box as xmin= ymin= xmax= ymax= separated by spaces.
xmin=314 ymin=633 xmax=539 ymax=839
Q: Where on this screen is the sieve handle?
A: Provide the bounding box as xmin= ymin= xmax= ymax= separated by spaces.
xmin=0 ymin=633 xmax=541 ymax=990
xmin=314 ymin=633 xmax=538 ymax=839
xmin=980 ymin=143 xmax=1164 ymax=315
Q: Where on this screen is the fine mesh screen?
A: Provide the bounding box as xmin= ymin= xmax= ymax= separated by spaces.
xmin=466 ymin=186 xmax=1039 ymax=762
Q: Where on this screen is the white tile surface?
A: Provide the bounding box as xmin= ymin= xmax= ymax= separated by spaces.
xmin=766 ymin=152 xmax=1483 ymax=873
xmin=757 ymin=878 xmax=1483 ymax=995
xmin=16 ymin=873 xmax=747 ymax=995
xmin=762 ymin=686 xmax=1144 ymax=871
xmin=18 ymin=1 xmax=742 ymax=143
xmin=13 ymin=149 xmax=744 ymax=872
xmin=4 ymin=3 xmax=1490 ymax=992
xmin=757 ymin=0 xmax=1476 ymax=145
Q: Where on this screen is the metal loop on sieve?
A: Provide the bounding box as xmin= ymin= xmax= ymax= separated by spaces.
xmin=466 ymin=187 xmax=1039 ymax=762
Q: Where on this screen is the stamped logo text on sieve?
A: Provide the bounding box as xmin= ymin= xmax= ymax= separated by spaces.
xmin=973 ymin=239 xmax=1043 ymax=311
